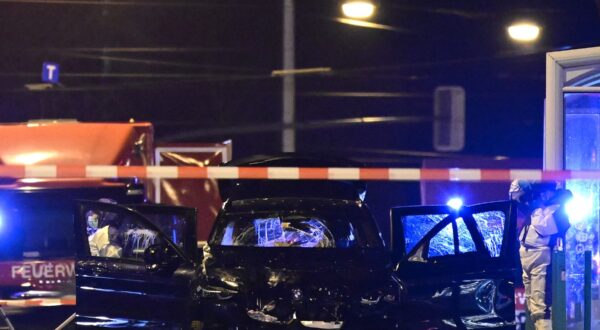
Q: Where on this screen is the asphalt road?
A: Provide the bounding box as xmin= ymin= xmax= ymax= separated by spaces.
xmin=3 ymin=306 xmax=74 ymax=330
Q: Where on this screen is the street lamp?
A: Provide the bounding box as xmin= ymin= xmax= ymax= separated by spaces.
xmin=507 ymin=22 xmax=540 ymax=42
xmin=341 ymin=0 xmax=376 ymax=19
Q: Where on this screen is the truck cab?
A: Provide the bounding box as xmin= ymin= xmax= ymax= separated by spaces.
xmin=0 ymin=120 xmax=228 ymax=328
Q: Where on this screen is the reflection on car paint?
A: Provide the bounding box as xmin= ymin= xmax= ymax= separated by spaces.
xmin=300 ymin=320 xmax=343 ymax=329
xmin=80 ymin=286 xmax=146 ymax=296
xmin=76 ymin=315 xmax=173 ymax=328
xmin=431 ymin=279 xmax=514 ymax=329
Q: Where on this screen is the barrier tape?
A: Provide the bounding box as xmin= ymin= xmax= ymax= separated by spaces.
xmin=0 ymin=165 xmax=594 ymax=181
xmin=0 ymin=296 xmax=75 ymax=308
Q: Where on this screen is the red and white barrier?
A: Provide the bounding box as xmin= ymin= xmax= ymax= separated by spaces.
xmin=0 ymin=295 xmax=75 ymax=308
xmin=0 ymin=165 xmax=596 ymax=181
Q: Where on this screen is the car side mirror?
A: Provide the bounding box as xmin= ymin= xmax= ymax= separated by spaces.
xmin=144 ymin=243 xmax=178 ymax=273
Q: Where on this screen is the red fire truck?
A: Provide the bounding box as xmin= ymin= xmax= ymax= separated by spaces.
xmin=0 ymin=120 xmax=229 ymax=328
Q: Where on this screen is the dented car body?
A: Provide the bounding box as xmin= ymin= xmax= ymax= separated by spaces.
xmin=390 ymin=201 xmax=519 ymax=329
xmin=200 ymin=197 xmax=392 ymax=328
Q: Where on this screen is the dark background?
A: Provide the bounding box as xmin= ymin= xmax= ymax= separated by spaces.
xmin=1 ymin=0 xmax=599 ymax=158
xmin=0 ymin=0 xmax=599 ymax=228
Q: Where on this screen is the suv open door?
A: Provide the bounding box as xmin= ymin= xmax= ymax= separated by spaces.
xmin=390 ymin=201 xmax=518 ymax=329
xmin=74 ymin=201 xmax=198 ymax=328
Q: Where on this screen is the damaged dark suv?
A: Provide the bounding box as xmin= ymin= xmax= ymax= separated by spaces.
xmin=201 ymin=197 xmax=391 ymax=328
xmin=199 ymin=156 xmax=393 ymax=329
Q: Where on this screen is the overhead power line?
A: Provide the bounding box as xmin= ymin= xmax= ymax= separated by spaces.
xmin=55 ymin=51 xmax=261 ymax=72
xmin=159 ymin=115 xmax=432 ymax=141
xmin=0 ymin=72 xmax=220 ymax=78
xmin=332 ymin=48 xmax=549 ymax=76
xmin=0 ymin=0 xmax=260 ymax=7
xmin=24 ymin=47 xmax=234 ymax=53
xmin=3 ymin=73 xmax=273 ymax=93
xmin=298 ymin=91 xmax=430 ymax=98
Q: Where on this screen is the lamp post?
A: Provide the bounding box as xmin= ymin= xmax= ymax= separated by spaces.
xmin=281 ymin=0 xmax=378 ymax=153
xmin=282 ymin=0 xmax=295 ymax=152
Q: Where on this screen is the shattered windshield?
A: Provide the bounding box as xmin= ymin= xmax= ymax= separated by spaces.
xmin=216 ymin=216 xmax=340 ymax=248
xmin=211 ymin=200 xmax=383 ymax=248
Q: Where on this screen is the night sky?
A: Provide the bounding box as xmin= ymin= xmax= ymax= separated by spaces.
xmin=0 ymin=0 xmax=599 ymax=162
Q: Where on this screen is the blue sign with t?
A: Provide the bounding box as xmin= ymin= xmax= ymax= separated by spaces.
xmin=41 ymin=62 xmax=60 ymax=83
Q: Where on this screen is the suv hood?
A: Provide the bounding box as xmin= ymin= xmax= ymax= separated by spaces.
xmin=204 ymin=246 xmax=391 ymax=291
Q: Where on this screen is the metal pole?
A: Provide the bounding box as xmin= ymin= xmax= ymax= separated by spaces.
xmin=0 ymin=308 xmax=15 ymax=330
xmin=552 ymin=250 xmax=567 ymax=330
xmin=584 ymin=251 xmax=592 ymax=330
xmin=55 ymin=313 xmax=76 ymax=330
xmin=282 ymin=0 xmax=295 ymax=152
xmin=0 ymin=307 xmax=14 ymax=330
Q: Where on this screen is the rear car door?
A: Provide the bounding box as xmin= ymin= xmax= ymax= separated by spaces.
xmin=74 ymin=201 xmax=198 ymax=328
xmin=390 ymin=201 xmax=518 ymax=329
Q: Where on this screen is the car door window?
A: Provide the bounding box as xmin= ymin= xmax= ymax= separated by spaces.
xmin=392 ymin=202 xmax=518 ymax=328
xmin=418 ymin=217 xmax=478 ymax=260
xmin=127 ymin=205 xmax=198 ymax=261
xmin=137 ymin=213 xmax=187 ymax=251
xmin=472 ymin=210 xmax=506 ymax=257
xmin=428 ymin=221 xmax=456 ymax=258
xmin=456 ymin=217 xmax=476 ymax=253
xmin=401 ymin=213 xmax=449 ymax=255
xmin=85 ymin=207 xmax=164 ymax=262
xmin=393 ymin=202 xmax=515 ymax=266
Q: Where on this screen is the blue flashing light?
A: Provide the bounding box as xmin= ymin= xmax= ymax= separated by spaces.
xmin=566 ymin=195 xmax=593 ymax=225
xmin=447 ymin=198 xmax=463 ymax=210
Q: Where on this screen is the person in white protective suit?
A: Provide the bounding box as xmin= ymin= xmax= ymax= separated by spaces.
xmin=509 ymin=180 xmax=572 ymax=330
xmin=87 ymin=198 xmax=123 ymax=258
xmin=88 ymin=224 xmax=123 ymax=258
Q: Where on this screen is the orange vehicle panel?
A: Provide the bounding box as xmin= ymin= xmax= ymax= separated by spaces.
xmin=0 ymin=122 xmax=152 ymax=166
